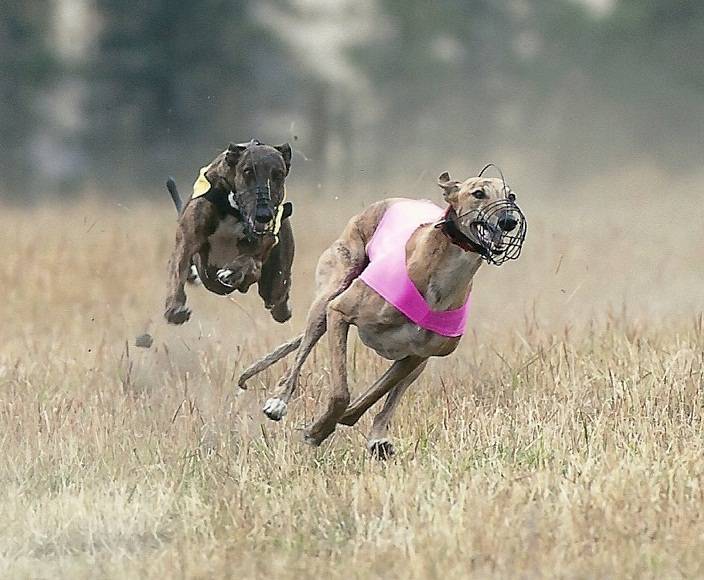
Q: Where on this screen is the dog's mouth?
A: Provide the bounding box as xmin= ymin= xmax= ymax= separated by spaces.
xmin=470 ymin=221 xmax=505 ymax=253
xmin=229 ymin=188 xmax=280 ymax=239
xmin=254 ymin=216 xmax=272 ymax=234
xmin=243 ymin=209 xmax=278 ymax=238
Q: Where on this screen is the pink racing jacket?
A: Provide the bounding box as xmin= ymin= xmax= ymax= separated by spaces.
xmin=359 ymin=199 xmax=471 ymax=337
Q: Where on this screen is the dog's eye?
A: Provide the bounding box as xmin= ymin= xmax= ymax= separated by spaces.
xmin=243 ymin=168 xmax=253 ymax=177
xmin=472 ymin=189 xmax=487 ymax=199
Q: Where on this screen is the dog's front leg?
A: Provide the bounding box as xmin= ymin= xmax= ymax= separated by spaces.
xmin=258 ymin=218 xmax=294 ymax=323
xmin=303 ymin=305 xmax=350 ymax=446
xmin=366 ymin=359 xmax=427 ymax=459
xmin=338 ymin=356 xmax=427 ymax=427
xmin=164 ymin=228 xmax=194 ymax=324
xmin=164 ymin=198 xmax=214 ymax=324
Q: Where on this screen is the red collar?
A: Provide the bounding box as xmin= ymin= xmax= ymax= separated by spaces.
xmin=437 ymin=207 xmax=485 ymax=254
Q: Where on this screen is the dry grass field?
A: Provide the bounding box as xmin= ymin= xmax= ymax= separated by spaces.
xmin=1 ymin=167 xmax=703 ymax=578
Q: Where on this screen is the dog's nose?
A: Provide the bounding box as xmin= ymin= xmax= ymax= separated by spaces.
xmin=497 ymin=211 xmax=518 ymax=232
xmin=255 ymin=207 xmax=273 ymax=223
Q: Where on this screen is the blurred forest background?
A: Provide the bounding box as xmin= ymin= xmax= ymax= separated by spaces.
xmin=1 ymin=0 xmax=703 ymax=199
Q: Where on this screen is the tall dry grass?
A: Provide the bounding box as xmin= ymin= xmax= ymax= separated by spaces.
xmin=1 ymin=167 xmax=703 ymax=578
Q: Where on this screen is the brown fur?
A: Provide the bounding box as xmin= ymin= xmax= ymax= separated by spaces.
xmin=164 ymin=142 xmax=294 ymax=325
xmin=239 ymin=174 xmax=523 ymax=458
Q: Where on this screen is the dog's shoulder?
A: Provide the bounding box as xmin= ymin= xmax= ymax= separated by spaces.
xmin=177 ymin=196 xmax=221 ymax=238
xmin=188 ymin=151 xmax=240 ymax=220
xmin=203 ymin=187 xmax=238 ymax=218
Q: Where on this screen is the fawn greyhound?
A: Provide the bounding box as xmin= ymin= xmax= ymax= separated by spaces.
xmin=238 ymin=167 xmax=526 ymax=458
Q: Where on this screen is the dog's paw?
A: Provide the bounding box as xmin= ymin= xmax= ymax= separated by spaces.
xmin=270 ymin=302 xmax=292 ymax=323
xmin=186 ymin=265 xmax=201 ymax=285
xmin=368 ymin=438 xmax=395 ymax=460
xmin=164 ymin=304 xmax=191 ymax=325
xmin=217 ymin=268 xmax=244 ymax=288
xmin=302 ymin=430 xmax=322 ymax=447
xmin=262 ymin=398 xmax=287 ymax=421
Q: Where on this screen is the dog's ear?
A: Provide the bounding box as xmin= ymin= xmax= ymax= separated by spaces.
xmin=225 ymin=142 xmax=247 ymax=166
xmin=438 ymin=171 xmax=452 ymax=184
xmin=274 ymin=143 xmax=292 ymax=175
xmin=437 ymin=171 xmax=459 ymax=200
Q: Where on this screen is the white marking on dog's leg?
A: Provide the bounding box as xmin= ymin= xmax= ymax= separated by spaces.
xmin=262 ymin=397 xmax=287 ymax=421
xmin=188 ymin=265 xmax=201 ymax=285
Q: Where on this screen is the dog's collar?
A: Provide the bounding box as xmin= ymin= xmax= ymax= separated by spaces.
xmin=436 ymin=207 xmax=488 ymax=257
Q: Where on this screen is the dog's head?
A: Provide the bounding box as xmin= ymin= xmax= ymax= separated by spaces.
xmin=437 ymin=171 xmax=526 ymax=265
xmin=214 ymin=140 xmax=292 ymax=235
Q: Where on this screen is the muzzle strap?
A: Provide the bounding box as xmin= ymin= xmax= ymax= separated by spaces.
xmin=436 ymin=207 xmax=489 ymax=256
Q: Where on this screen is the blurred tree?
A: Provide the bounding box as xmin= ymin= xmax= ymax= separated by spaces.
xmin=0 ymin=2 xmax=56 ymax=196
xmin=84 ymin=0 xmax=286 ymax=189
xmin=3 ymin=0 xmax=704 ymax=199
xmin=351 ymin=0 xmax=529 ymax=178
xmin=251 ymin=0 xmax=383 ymax=191
xmin=353 ymin=0 xmax=704 ymax=182
xmin=595 ymin=0 xmax=704 ymax=167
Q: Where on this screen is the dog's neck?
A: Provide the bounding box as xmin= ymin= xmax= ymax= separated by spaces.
xmin=439 ymin=215 xmax=486 ymax=256
xmin=407 ymin=224 xmax=483 ymax=311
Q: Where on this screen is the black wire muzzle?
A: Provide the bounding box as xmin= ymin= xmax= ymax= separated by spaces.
xmin=228 ymin=181 xmax=282 ymax=241
xmin=437 ymin=196 xmax=527 ymax=265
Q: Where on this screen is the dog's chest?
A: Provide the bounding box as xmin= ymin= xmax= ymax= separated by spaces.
xmin=207 ymin=216 xmax=247 ymax=266
xmin=343 ymin=282 xmax=459 ymax=359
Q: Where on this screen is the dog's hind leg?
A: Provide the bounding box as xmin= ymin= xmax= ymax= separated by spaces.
xmin=366 ymin=359 xmax=428 ymax=459
xmin=337 ymin=356 xmax=426 ymax=427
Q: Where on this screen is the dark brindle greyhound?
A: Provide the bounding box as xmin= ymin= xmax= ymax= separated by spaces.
xmin=164 ymin=140 xmax=295 ymax=325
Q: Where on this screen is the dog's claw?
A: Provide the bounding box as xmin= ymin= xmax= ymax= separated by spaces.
xmin=164 ymin=305 xmax=191 ymax=325
xmin=217 ymin=268 xmax=246 ymax=289
xmin=263 ymin=398 xmax=287 ymax=421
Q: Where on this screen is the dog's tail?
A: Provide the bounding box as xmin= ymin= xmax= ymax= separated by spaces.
xmin=238 ymin=333 xmax=303 ymax=389
xmin=166 ymin=177 xmax=183 ymax=215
